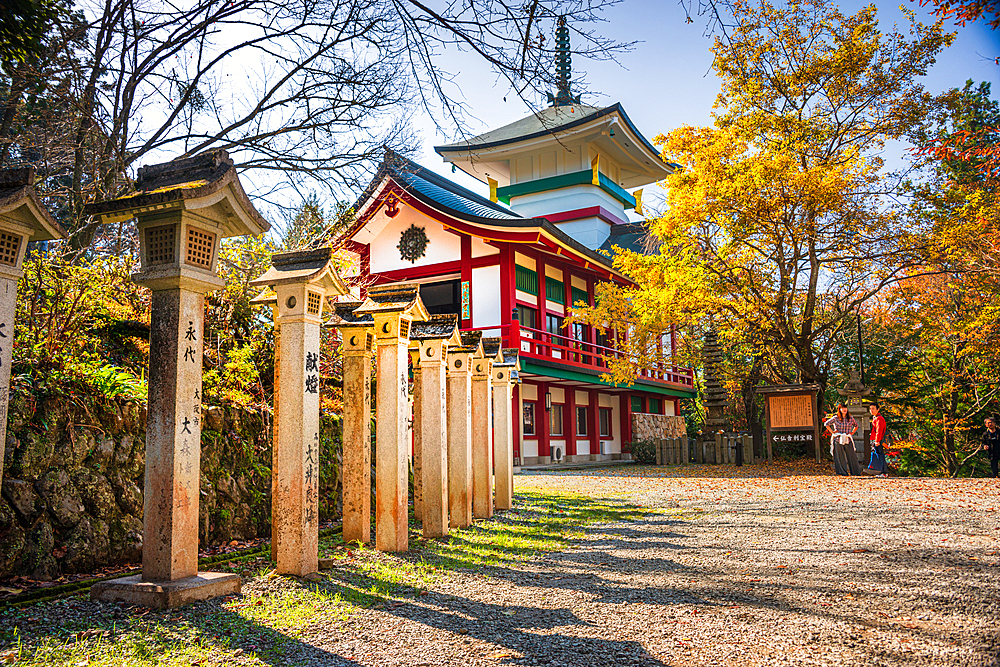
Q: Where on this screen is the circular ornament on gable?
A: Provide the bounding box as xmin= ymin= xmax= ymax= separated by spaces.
xmin=398 ymin=224 xmax=428 ymax=263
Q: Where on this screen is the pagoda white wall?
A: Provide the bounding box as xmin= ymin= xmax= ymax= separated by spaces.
xmin=510 ymin=184 xmax=622 ymax=218
xmin=366 ymin=208 xmax=461 ymax=274
xmin=555 ymin=217 xmax=609 ymax=251
xmin=471 ymin=264 xmax=501 ymax=332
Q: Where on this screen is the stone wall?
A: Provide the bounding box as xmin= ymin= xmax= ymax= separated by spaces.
xmin=631 ymin=413 xmax=687 ymax=441
xmin=0 ymin=391 xmax=343 ymax=580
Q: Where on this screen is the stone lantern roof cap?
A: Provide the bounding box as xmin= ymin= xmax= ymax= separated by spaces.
xmin=353 ymin=283 xmax=429 ymax=320
xmin=84 ymin=150 xmax=270 ymax=237
xmin=410 ymin=314 xmax=462 ymax=346
xmin=481 ymin=336 xmax=504 ymax=362
xmin=458 ymin=330 xmax=485 ymax=357
xmin=327 ymin=300 xmax=374 ymax=326
xmin=249 ymin=247 xmax=347 ymax=296
xmin=496 ymin=348 xmax=521 ymax=370
xmin=0 ymin=167 xmax=68 ymax=241
xmin=249 ymin=287 xmax=276 ymax=306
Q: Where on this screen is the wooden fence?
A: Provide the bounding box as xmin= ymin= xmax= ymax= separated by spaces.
xmin=653 ymin=432 xmax=769 ymax=465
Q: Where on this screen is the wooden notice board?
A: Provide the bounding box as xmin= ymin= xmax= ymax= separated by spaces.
xmin=767 ymin=394 xmax=814 ymax=429
xmin=757 ymin=385 xmax=822 ymax=463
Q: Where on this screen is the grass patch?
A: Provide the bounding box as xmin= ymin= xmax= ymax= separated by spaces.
xmin=2 ymin=490 xmax=644 ymax=666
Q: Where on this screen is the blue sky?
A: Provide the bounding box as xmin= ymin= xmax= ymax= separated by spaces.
xmin=409 ymin=1 xmax=999 ymax=211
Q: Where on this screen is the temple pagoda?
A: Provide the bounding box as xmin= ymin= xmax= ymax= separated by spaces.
xmin=336 ymin=18 xmax=693 ymax=465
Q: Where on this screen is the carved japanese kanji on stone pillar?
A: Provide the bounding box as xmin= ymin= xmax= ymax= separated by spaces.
xmin=409 ymin=315 xmax=461 ymax=538
xmin=328 ymin=302 xmax=375 ymax=545
xmin=472 ymin=338 xmax=503 ymax=519
xmin=251 ymin=248 xmax=347 ymax=576
xmin=492 ymin=348 xmax=520 ymax=510
xmin=354 ymin=284 xmax=428 ymax=552
xmin=447 ymin=330 xmax=482 ymax=529
xmin=87 ymin=150 xmax=269 ymax=608
xmin=0 ymin=168 xmax=67 ymax=476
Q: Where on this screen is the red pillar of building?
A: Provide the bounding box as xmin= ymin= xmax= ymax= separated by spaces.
xmin=499 ymin=243 xmax=515 ymax=345
xmin=588 ymin=389 xmax=600 ymax=458
xmin=565 ymin=387 xmax=576 ymax=457
xmin=621 ymin=392 xmax=633 ymax=455
xmin=512 ymin=383 xmax=522 ymax=463
xmin=460 ymin=235 xmax=472 ymax=328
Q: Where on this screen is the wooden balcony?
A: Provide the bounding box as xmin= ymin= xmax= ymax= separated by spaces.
xmin=466 ymin=322 xmax=694 ymax=391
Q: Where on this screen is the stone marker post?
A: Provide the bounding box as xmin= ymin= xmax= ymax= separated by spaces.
xmin=471 ymin=338 xmax=503 ymax=519
xmin=87 ymin=151 xmax=269 ymax=608
xmin=491 ymin=348 xmax=520 ymax=510
xmin=409 ymin=315 xmax=461 ymax=537
xmin=446 ymin=331 xmax=481 ymax=528
xmin=329 ymin=303 xmax=375 ymax=545
xmin=250 ymin=289 xmax=280 ymax=561
xmin=409 ymin=347 xmax=423 ymax=523
xmin=0 ymin=168 xmax=67 ymax=474
xmin=354 ymin=285 xmax=428 ymax=552
xmin=251 ymin=248 xmax=347 ymax=576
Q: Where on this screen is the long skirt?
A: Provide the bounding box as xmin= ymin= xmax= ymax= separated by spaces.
xmin=831 ymin=434 xmax=863 ymax=476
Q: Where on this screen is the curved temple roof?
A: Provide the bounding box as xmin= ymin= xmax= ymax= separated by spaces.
xmin=345 ymin=151 xmax=633 ymax=281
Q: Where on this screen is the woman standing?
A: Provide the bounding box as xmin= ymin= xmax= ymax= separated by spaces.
xmin=824 ymin=403 xmax=862 ymax=476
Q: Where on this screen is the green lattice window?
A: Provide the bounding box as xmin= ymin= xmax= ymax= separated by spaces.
xmin=515 ymin=265 xmax=537 ymax=295
xmin=631 ymin=396 xmax=644 ymax=413
xmin=545 ymin=278 xmax=565 ymax=304
xmin=571 ymin=287 xmax=589 ymax=306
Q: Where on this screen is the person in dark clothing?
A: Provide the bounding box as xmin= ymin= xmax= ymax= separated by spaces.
xmin=867 ymin=402 xmax=888 ymax=476
xmin=983 ymin=417 xmax=1000 ymax=478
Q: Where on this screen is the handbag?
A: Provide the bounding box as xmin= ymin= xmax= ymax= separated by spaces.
xmin=867 ymin=447 xmax=883 ymax=470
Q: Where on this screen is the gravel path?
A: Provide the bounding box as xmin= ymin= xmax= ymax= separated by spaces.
xmin=299 ymin=464 xmax=1000 ymax=667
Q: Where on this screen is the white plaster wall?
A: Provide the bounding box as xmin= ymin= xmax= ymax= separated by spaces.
xmin=510 ymin=185 xmax=624 ymax=220
xmin=548 ymin=386 xmax=565 ymax=403
xmin=544 ymin=265 xmax=563 ymax=281
xmin=575 ymin=390 xmax=589 ymax=404
xmin=472 ymin=236 xmax=499 ymax=258
xmin=556 ymin=217 xmax=610 ymax=251
xmin=598 ymin=394 xmax=613 ymax=408
xmin=515 ymin=289 xmax=536 ymax=304
xmin=576 ymin=440 xmax=590 ymax=456
xmin=545 ymin=301 xmax=564 ymax=316
xmin=571 ymin=275 xmax=587 ymax=291
xmin=471 ymin=265 xmax=501 ymax=328
xmin=368 ymin=210 xmax=461 ymax=274
xmin=521 ymin=383 xmax=538 ymax=401
xmin=515 ymin=252 xmax=535 ymax=270
xmin=665 ymin=400 xmax=676 ymax=416
xmin=521 ymin=439 xmax=539 ymax=458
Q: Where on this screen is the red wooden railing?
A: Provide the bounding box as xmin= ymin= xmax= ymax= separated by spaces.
xmin=464 ymin=322 xmax=694 ymax=389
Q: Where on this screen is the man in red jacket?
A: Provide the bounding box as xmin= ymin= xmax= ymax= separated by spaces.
xmin=868 ymin=402 xmax=888 ymax=476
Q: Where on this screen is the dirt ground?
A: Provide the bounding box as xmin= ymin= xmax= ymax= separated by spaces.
xmin=303 ymin=463 xmax=1000 ymax=666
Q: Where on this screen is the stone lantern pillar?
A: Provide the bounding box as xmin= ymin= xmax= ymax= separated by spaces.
xmin=447 ymin=331 xmax=482 ymax=529
xmin=472 ymin=338 xmax=503 ymax=519
xmin=87 ymin=151 xmax=269 ymax=608
xmin=409 ymin=315 xmax=461 ymax=537
xmin=250 ymin=248 xmax=347 ymax=576
xmin=250 ymin=289 xmax=281 ymax=562
xmin=492 ymin=348 xmax=520 ymax=510
xmin=353 ymin=284 xmax=428 ymax=552
xmin=0 ymin=168 xmax=67 ymax=473
xmin=329 ymin=302 xmax=375 ymax=545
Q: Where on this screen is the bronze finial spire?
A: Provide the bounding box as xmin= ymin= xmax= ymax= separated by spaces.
xmin=548 ymin=16 xmax=581 ymax=107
